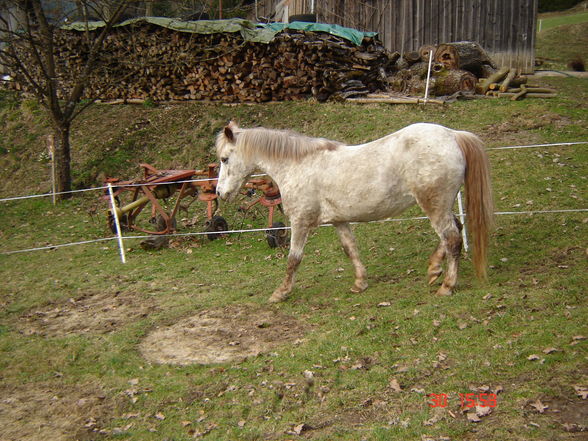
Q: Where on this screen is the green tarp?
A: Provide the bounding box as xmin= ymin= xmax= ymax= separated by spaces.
xmin=262 ymin=22 xmax=376 ymax=46
xmin=60 ymin=17 xmax=377 ymax=46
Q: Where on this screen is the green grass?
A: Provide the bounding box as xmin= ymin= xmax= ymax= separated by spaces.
xmin=538 ymin=11 xmax=588 ymax=31
xmin=536 ymin=10 xmax=588 ymax=70
xmin=1 ymin=76 xmax=587 ymax=440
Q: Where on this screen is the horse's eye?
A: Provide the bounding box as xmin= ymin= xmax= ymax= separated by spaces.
xmin=221 ymin=157 xmax=228 ymax=164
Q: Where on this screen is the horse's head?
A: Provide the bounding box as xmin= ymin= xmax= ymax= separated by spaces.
xmin=215 ymin=121 xmax=255 ymax=201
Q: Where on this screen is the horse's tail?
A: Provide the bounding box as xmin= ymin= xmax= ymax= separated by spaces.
xmin=455 ymin=131 xmax=494 ymax=280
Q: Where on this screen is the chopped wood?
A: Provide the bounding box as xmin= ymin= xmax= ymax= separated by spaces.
xmin=477 ymin=67 xmax=511 ymax=94
xmin=5 ymin=30 xmax=550 ymax=103
xmin=6 ymin=25 xmax=391 ymax=103
xmin=499 ymin=68 xmax=517 ymax=92
xmin=511 ymin=85 xmax=528 ymax=100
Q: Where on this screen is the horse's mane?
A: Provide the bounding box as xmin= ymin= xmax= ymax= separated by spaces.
xmin=233 ymin=127 xmax=342 ymax=162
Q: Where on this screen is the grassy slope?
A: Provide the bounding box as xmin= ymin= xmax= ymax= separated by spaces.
xmin=536 ymin=8 xmax=588 ymax=71
xmin=0 ymin=20 xmax=587 ymax=441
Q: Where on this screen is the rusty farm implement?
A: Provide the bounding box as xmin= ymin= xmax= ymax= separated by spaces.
xmin=104 ymin=163 xmax=228 ymax=240
xmin=103 ymin=164 xmax=288 ymax=246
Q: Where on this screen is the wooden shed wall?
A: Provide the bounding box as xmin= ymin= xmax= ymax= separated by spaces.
xmin=255 ymin=0 xmax=538 ymax=73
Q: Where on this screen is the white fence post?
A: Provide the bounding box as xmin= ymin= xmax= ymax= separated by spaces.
xmin=457 ymin=190 xmax=469 ymax=253
xmin=107 ymin=183 xmax=127 ymax=263
xmin=424 ymin=50 xmax=434 ymax=104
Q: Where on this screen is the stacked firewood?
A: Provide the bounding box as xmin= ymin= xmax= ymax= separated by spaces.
xmin=8 ymin=23 xmax=393 ymax=103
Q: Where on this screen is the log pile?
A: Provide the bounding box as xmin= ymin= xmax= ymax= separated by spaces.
xmin=477 ymin=66 xmax=556 ymax=100
xmin=8 ymin=22 xmax=394 ymax=103
xmin=7 ymin=26 xmax=554 ymax=103
xmin=385 ymin=41 xmax=555 ymax=101
xmin=386 ymin=41 xmax=491 ymax=97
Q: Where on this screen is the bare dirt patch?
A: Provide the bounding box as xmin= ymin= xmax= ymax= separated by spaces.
xmin=0 ymin=381 xmax=118 ymax=441
xmin=139 ymin=304 xmax=309 ymax=365
xmin=17 ymin=290 xmax=160 ymax=337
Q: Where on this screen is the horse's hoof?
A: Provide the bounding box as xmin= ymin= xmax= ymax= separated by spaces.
xmin=350 ymin=281 xmax=368 ymax=293
xmin=436 ymin=285 xmax=453 ymax=296
xmin=269 ymin=291 xmax=289 ymax=303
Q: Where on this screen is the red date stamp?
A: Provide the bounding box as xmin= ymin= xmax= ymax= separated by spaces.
xmin=428 ymin=393 xmax=497 ymax=409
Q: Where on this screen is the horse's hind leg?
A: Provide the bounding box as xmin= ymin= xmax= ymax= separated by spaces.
xmin=268 ymin=220 xmax=311 ymax=303
xmin=416 ymin=190 xmax=463 ymax=296
xmin=335 ymin=222 xmax=368 ymax=293
xmin=430 ymin=216 xmax=463 ymax=296
xmin=427 ymin=243 xmax=446 ymax=285
xmin=427 ymin=216 xmax=462 ymax=285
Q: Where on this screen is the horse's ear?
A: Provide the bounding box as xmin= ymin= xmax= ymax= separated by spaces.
xmin=224 ymin=120 xmax=238 ymax=143
xmin=224 ymin=125 xmax=235 ymax=143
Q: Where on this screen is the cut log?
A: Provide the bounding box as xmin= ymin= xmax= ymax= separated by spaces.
xmin=402 ymin=51 xmax=421 ymax=66
xmin=499 ymin=68 xmax=517 ymax=92
xmin=432 ymin=69 xmax=477 ymax=95
xmin=477 ymin=66 xmax=510 ymax=94
xmin=418 ymin=44 xmax=436 ymax=61
xmin=435 ymin=41 xmax=496 ymax=77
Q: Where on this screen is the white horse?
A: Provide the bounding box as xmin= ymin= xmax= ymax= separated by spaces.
xmin=216 ymin=121 xmax=493 ymax=303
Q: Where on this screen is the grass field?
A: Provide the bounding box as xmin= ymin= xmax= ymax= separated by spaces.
xmin=536 ymin=8 xmax=588 ymax=71
xmin=0 ymin=16 xmax=587 ymax=441
xmin=538 ymin=11 xmax=588 ymax=31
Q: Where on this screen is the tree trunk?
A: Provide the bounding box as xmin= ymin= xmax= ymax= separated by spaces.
xmin=54 ymin=124 xmax=72 ymax=200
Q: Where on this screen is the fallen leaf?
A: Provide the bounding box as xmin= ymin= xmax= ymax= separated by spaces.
xmin=128 ymin=378 xmax=139 ymax=385
xmin=289 ymin=423 xmax=312 ymax=435
xmin=389 ymin=378 xmax=402 ymax=392
xmin=475 ymin=405 xmax=492 ymax=417
xmin=573 ymin=385 xmax=588 ymax=400
xmin=423 ymin=410 xmax=443 ymax=426
xmin=192 ymin=423 xmax=218 ymax=438
xmin=530 ymin=399 xmax=548 ymax=413
xmin=493 ymin=385 xmax=504 ymax=395
xmin=238 ymin=420 xmax=246 ymax=428
xmin=527 ymin=354 xmax=540 ymax=361
xmin=562 ymin=422 xmax=587 ymax=432
xmin=466 ymin=412 xmax=481 ymax=422
xmin=543 ymin=347 xmax=558 ymax=354
xmin=378 ymin=301 xmax=391 ymax=307
xmin=154 ymin=412 xmax=165 ymax=420
xmin=180 ymin=420 xmax=192 ymax=427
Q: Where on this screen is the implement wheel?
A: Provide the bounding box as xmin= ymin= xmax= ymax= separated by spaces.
xmin=205 ymin=215 xmax=229 ymax=241
xmin=108 ymin=212 xmax=130 ymax=234
xmin=266 ymin=222 xmax=289 ymax=248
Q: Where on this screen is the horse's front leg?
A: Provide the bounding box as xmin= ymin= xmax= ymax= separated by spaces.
xmin=334 ymin=222 xmax=368 ymax=293
xmin=268 ymin=220 xmax=311 ymax=303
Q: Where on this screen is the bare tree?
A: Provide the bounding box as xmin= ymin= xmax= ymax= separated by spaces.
xmin=0 ymin=0 xmax=132 ymax=199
